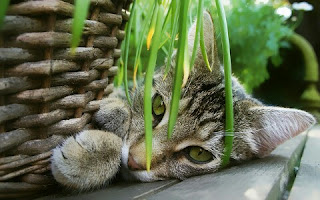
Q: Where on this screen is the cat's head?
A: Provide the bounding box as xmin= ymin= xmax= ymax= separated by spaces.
xmin=121 ymin=12 xmax=316 ymax=181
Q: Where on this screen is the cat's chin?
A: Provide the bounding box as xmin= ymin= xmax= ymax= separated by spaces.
xmin=120 ymin=166 xmax=158 ymax=182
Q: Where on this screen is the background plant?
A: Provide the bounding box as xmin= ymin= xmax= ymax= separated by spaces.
xmin=120 ymin=0 xmax=297 ymax=93
xmin=223 ymin=0 xmax=292 ymax=92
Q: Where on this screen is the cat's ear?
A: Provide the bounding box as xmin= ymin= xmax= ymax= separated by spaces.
xmin=248 ymin=106 xmax=316 ymax=157
xmin=187 ymin=11 xmax=220 ymax=73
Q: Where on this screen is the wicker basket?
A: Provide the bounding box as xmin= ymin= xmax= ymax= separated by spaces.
xmin=0 ymin=0 xmax=131 ymax=198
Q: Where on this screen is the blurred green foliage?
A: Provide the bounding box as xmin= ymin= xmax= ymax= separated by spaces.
xmin=120 ymin=0 xmax=293 ymax=93
xmin=223 ymin=0 xmax=292 ymax=92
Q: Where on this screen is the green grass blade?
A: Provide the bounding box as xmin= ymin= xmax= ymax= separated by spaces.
xmin=158 ymin=34 xmax=170 ymax=50
xmin=171 ymin=0 xmax=176 ymax=29
xmin=144 ymin=3 xmax=165 ymax=171
xmin=132 ymin=2 xmax=156 ymax=89
xmin=182 ymin=32 xmax=190 ymax=87
xmin=0 ymin=0 xmax=9 ymax=29
xmin=133 ymin=7 xmax=140 ymax=48
xmin=190 ymin=0 xmax=204 ymax=69
xmin=161 ymin=45 xmax=168 ymax=55
xmin=163 ymin=0 xmax=180 ymax=79
xmin=71 ymin=0 xmax=90 ymax=53
xmin=161 ymin=0 xmax=173 ymax=31
xmin=123 ymin=0 xmax=137 ymax=105
xmin=214 ymin=0 xmax=234 ymax=168
xmin=147 ymin=3 xmax=159 ymax=50
xmin=167 ymin=0 xmax=190 ymax=138
xmin=115 ymin=59 xmax=124 ymax=87
xmin=200 ymin=15 xmax=212 ymax=72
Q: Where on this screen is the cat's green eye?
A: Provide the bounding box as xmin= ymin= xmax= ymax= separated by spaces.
xmin=185 ymin=146 xmax=213 ymax=164
xmin=152 ymin=94 xmax=165 ymax=116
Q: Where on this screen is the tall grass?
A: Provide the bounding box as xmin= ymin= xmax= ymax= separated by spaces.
xmin=132 ymin=2 xmax=155 ymax=90
xmin=71 ymin=0 xmax=90 ymax=54
xmin=214 ymin=0 xmax=234 ymax=168
xmin=190 ymin=0 xmax=204 ymax=70
xmin=122 ymin=0 xmax=234 ymax=170
xmin=167 ymin=0 xmax=190 ymax=138
xmin=143 ymin=1 xmax=166 ymax=171
xmin=163 ymin=0 xmax=180 ymax=79
xmin=123 ymin=0 xmax=137 ymax=105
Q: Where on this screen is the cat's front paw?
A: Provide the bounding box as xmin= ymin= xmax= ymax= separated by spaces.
xmin=93 ymin=98 xmax=131 ymax=138
xmin=51 ymin=130 xmax=122 ymax=190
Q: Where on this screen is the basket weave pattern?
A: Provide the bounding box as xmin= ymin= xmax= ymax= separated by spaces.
xmin=0 ymin=0 xmax=131 ymax=198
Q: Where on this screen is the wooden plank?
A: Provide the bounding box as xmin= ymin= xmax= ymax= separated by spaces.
xmin=288 ymin=126 xmax=320 ymax=200
xmin=38 ymin=129 xmax=311 ymax=200
xmin=147 ymin=132 xmax=308 ymax=200
xmin=39 ymin=180 xmax=178 ymax=200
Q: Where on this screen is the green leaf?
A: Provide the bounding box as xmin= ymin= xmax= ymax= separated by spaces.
xmin=163 ymin=0 xmax=180 ymax=79
xmin=71 ymin=0 xmax=90 ymax=53
xmin=144 ymin=3 xmax=165 ymax=171
xmin=0 ymin=0 xmax=10 ymax=29
xmin=190 ymin=0 xmax=204 ymax=69
xmin=224 ymin=0 xmax=292 ymax=92
xmin=133 ymin=2 xmax=156 ymax=89
xmin=167 ymin=0 xmax=190 ymax=138
xmin=115 ymin=59 xmax=124 ymax=87
xmin=161 ymin=0 xmax=173 ymax=31
xmin=199 ymin=14 xmax=212 ymax=72
xmin=123 ymin=0 xmax=137 ymax=105
xmin=214 ymin=0 xmax=234 ymax=168
xmin=147 ymin=4 xmax=159 ymax=50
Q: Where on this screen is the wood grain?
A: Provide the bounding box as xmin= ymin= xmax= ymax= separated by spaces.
xmin=288 ymin=126 xmax=320 ymax=200
xmin=148 ymin=133 xmax=308 ymax=200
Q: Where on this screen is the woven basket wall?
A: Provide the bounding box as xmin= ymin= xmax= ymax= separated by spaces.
xmin=0 ymin=0 xmax=132 ymax=199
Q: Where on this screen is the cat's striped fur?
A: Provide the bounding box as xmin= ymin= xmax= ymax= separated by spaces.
xmin=51 ymin=12 xmax=316 ymax=190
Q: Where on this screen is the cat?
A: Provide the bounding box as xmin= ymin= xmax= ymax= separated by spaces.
xmin=51 ymin=11 xmax=316 ymax=190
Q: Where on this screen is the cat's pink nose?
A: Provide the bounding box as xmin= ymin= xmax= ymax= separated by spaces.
xmin=128 ymin=154 xmax=145 ymax=171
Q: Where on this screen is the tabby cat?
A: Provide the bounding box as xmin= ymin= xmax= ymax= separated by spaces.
xmin=51 ymin=12 xmax=316 ymax=190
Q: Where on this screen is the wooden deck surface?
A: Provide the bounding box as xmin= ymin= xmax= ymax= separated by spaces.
xmin=40 ymin=125 xmax=320 ymax=200
xmin=288 ymin=126 xmax=320 ymax=200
